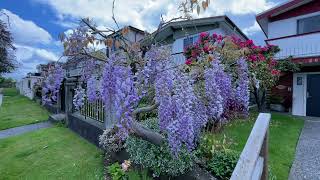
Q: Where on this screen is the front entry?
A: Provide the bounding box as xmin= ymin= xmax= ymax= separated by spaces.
xmin=307 ymin=74 xmax=320 ymax=117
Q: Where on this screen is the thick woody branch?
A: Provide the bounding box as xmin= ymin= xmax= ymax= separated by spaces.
xmin=131 ymin=121 xmax=164 ymax=146
xmin=133 ymin=103 xmax=159 ymax=115
xmin=130 ymin=103 xmax=164 ymax=146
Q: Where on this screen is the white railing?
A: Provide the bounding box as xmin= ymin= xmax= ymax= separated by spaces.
xmin=171 ymin=53 xmax=186 ymax=65
xmin=268 ymin=32 xmax=320 ymax=59
xmin=231 ymin=113 xmax=271 ymax=180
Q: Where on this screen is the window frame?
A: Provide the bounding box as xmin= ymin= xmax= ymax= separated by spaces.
xmin=297 ymin=14 xmax=320 ymax=35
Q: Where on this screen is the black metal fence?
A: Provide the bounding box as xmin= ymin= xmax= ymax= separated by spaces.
xmin=80 ymin=98 xmax=105 ymax=123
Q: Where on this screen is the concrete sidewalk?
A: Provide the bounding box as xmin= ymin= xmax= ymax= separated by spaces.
xmin=0 ymin=121 xmax=52 ymax=139
xmin=289 ymin=117 xmax=320 ymax=180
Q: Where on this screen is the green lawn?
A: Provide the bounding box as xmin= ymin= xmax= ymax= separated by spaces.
xmin=0 ymin=126 xmax=104 ymax=180
xmin=0 ymin=88 xmax=50 ymax=130
xmin=219 ymin=112 xmax=304 ymax=180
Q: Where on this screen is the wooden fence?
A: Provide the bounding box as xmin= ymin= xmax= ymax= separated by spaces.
xmin=230 ymin=113 xmax=271 ymax=180
xmin=80 ymin=98 xmax=105 ymax=123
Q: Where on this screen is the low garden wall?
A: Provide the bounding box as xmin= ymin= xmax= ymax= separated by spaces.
xmin=68 ymin=112 xmax=104 ymax=146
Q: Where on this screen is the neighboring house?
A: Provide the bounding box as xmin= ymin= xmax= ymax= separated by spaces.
xmin=17 ymin=73 xmax=43 ymax=100
xmin=65 ymin=26 xmax=146 ymax=78
xmin=256 ymin=0 xmax=320 ymax=116
xmin=149 ymin=16 xmax=248 ymax=64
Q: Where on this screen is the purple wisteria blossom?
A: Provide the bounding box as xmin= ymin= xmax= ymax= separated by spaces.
xmin=167 ymin=72 xmax=196 ymax=154
xmin=204 ymin=60 xmax=224 ymax=121
xmin=42 ymin=65 xmax=64 ymax=105
xmin=234 ymin=58 xmax=250 ymax=115
xmin=101 ymin=53 xmax=140 ymax=139
xmin=86 ymin=76 xmax=99 ymax=103
xmin=73 ymin=86 xmax=86 ymax=110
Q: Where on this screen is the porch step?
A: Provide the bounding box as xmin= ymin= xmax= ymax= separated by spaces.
xmin=48 ymin=113 xmax=66 ymax=123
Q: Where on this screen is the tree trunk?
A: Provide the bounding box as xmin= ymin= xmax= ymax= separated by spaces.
xmin=253 ymin=87 xmax=267 ymax=112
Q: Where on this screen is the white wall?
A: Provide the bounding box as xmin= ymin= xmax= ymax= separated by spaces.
xmin=268 ymin=11 xmax=320 ymax=39
xmin=20 ymin=77 xmax=42 ymax=100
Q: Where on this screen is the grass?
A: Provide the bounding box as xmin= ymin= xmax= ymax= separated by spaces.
xmin=214 ymin=112 xmax=304 ymax=180
xmin=0 ymin=88 xmax=50 ymax=130
xmin=0 ymin=126 xmax=104 ymax=180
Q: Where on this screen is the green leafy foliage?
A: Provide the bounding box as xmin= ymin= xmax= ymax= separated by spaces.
xmin=207 ymin=150 xmax=239 ymax=180
xmin=275 ymin=58 xmax=300 ymax=72
xmin=125 ymin=118 xmax=194 ymax=177
xmin=107 ymin=162 xmax=126 ymax=180
xmin=196 ymin=133 xmax=235 ymax=161
xmin=127 ymin=169 xmax=152 ymax=180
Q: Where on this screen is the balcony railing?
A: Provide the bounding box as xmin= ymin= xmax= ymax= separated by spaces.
xmin=268 ymin=32 xmax=320 ymax=59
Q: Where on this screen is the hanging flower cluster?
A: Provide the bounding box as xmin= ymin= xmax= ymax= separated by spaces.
xmin=100 ymin=53 xmax=140 ymax=139
xmin=86 ymin=76 xmax=99 ymax=103
xmin=73 ymin=86 xmax=86 ymax=110
xmin=42 ymin=65 xmax=64 ymax=105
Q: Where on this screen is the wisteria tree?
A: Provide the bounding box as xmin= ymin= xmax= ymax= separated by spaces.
xmin=40 ymin=0 xmax=278 ymax=156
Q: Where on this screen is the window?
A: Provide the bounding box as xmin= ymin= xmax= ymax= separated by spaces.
xmin=183 ymin=34 xmax=200 ymax=49
xmin=297 ymin=15 xmax=320 ymax=34
xmin=183 ymin=37 xmax=193 ymax=49
xmin=28 ymin=80 xmax=31 ymax=89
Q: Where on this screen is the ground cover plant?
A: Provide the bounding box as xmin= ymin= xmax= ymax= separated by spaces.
xmin=0 ymin=126 xmax=104 ymax=179
xmin=0 ymin=88 xmax=49 ymax=130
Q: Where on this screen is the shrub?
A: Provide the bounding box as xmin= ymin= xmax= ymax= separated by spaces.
xmin=207 ymin=150 xmax=239 ymax=180
xmin=107 ymin=162 xmax=126 ymax=180
xmin=125 ymin=118 xmax=194 ymax=177
xmin=99 ymin=126 xmax=124 ymax=153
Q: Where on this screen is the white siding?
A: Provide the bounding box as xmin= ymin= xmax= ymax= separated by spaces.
xmin=268 ymin=11 xmax=320 ymax=39
xmin=19 ymin=77 xmax=42 ymax=100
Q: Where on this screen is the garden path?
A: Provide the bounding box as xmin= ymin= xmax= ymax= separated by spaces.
xmin=0 ymin=121 xmax=52 ymax=139
xmin=289 ymin=117 xmax=320 ymax=180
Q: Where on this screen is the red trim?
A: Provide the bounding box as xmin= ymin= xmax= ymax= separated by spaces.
xmin=292 ymin=56 xmax=320 ymax=64
xmin=270 ymin=1 xmax=320 ymax=22
xmin=266 ymin=30 xmax=320 ymax=42
xmin=256 ymin=0 xmax=305 ymax=20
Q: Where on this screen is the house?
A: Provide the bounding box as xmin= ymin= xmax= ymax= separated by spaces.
xmin=17 ymin=72 xmax=43 ymax=100
xmin=65 ymin=26 xmax=146 ymax=78
xmin=148 ymin=16 xmax=248 ymax=64
xmin=256 ymin=0 xmax=320 ymax=117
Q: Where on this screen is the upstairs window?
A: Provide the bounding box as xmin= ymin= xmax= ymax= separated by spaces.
xmin=297 ymin=15 xmax=320 ymax=34
xmin=183 ymin=37 xmax=193 ymax=49
xmin=183 ymin=35 xmax=200 ymax=49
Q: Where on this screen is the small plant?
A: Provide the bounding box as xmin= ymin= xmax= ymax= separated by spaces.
xmin=125 ymin=118 xmax=194 ymax=177
xmin=107 ymin=162 xmax=126 ymax=180
xmin=197 ymin=133 xmax=235 ymax=160
xmin=207 ymin=150 xmax=239 ymax=180
xmin=99 ymin=126 xmax=124 ymax=153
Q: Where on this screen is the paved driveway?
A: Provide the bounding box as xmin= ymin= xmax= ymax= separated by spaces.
xmin=289 ymin=117 xmax=320 ymax=180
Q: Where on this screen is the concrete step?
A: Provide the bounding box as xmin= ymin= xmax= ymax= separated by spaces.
xmin=48 ymin=113 xmax=66 ymax=123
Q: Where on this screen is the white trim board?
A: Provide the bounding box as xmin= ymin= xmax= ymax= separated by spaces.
xmin=292 ymin=72 xmax=320 ymax=116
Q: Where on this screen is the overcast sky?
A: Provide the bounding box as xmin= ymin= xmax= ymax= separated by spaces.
xmin=0 ymin=0 xmax=287 ymax=79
